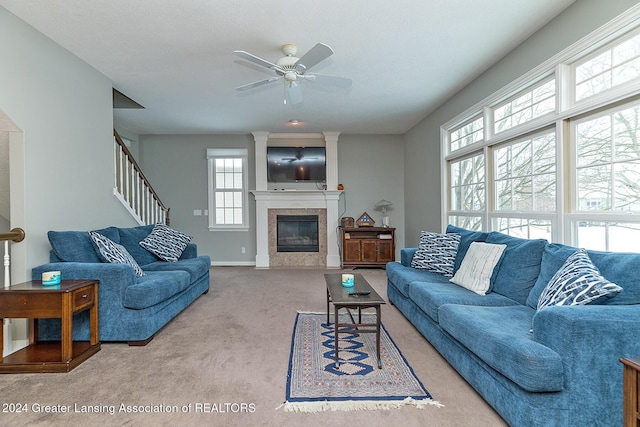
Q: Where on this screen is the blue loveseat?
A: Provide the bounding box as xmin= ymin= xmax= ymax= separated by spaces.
xmin=32 ymin=225 xmax=211 ymax=345
xmin=386 ymin=225 xmax=640 ymax=426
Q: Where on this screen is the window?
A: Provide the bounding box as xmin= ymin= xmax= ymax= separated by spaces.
xmin=450 ymin=116 xmax=484 ymax=152
xmin=493 ymin=78 xmax=555 ymax=134
xmin=570 ymin=102 xmax=640 ymax=249
xmin=494 ymin=132 xmax=556 ymax=212
xmin=449 ymin=153 xmax=485 ymax=212
xmin=575 ymin=31 xmax=640 ymax=102
xmin=207 ymin=148 xmax=248 ymax=230
xmin=442 ymin=8 xmax=640 ymax=251
xmin=575 ymin=103 xmax=640 ymax=213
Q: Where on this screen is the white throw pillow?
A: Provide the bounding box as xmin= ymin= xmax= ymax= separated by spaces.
xmin=449 ymin=242 xmax=506 ymax=295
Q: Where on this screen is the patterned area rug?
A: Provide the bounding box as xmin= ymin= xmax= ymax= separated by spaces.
xmin=280 ymin=312 xmax=441 ymax=412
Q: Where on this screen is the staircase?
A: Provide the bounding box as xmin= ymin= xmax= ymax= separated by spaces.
xmin=113 ymin=130 xmax=169 ymax=226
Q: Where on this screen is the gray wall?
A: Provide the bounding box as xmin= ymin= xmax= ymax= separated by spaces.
xmin=137 ymin=133 xmax=405 ymax=263
xmin=0 ymin=7 xmax=137 ymax=276
xmin=403 ymin=0 xmax=640 ymax=244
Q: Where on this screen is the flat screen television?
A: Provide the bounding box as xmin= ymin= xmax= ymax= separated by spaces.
xmin=267 ymin=146 xmax=326 ymax=182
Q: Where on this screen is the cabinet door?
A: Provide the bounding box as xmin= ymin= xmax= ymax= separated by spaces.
xmin=376 ymin=240 xmax=394 ymax=262
xmin=343 ymin=240 xmax=362 ymax=262
xmin=361 ymin=240 xmax=378 ymax=262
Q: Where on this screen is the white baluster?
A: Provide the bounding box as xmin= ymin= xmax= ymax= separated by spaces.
xmin=3 ymin=240 xmax=11 ymax=356
xmin=3 ymin=240 xmax=9 ymax=289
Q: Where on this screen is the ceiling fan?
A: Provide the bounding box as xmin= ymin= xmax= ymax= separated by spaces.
xmin=233 ymin=43 xmax=352 ymax=105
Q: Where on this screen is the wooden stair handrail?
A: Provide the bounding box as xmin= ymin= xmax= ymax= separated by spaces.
xmin=0 ymin=228 xmax=25 ymax=243
xmin=113 ymin=130 xmax=170 ymax=225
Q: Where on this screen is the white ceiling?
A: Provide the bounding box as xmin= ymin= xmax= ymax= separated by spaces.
xmin=1 ymin=0 xmax=576 ymax=135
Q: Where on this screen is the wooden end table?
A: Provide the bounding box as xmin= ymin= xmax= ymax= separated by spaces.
xmin=621 ymin=358 xmax=640 ymax=426
xmin=325 ymin=273 xmax=386 ymax=369
xmin=0 ymin=280 xmax=100 ymax=373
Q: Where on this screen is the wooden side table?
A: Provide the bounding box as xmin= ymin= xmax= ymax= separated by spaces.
xmin=621 ymin=358 xmax=640 ymax=427
xmin=0 ymin=280 xmax=100 ymax=373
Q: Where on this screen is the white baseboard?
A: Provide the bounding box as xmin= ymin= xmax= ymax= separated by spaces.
xmin=210 ymin=261 xmax=256 ymax=267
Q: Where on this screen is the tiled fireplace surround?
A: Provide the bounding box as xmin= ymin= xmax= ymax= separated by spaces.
xmin=251 ymin=131 xmax=342 ymax=268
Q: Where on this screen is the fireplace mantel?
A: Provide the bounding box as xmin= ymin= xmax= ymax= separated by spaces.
xmin=251 ymin=190 xmax=342 ymax=268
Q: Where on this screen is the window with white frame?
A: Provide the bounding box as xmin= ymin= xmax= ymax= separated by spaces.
xmin=450 ymin=116 xmax=484 ymax=152
xmin=494 ymin=131 xmax=556 ymax=213
xmin=448 ymin=153 xmax=485 ymax=231
xmin=570 ymin=101 xmax=640 ymax=250
xmin=442 ymin=8 xmax=640 ymax=250
xmin=493 ymin=78 xmax=556 ymax=134
xmin=207 ymin=148 xmax=248 ymax=230
xmin=575 ymin=31 xmax=640 ymax=102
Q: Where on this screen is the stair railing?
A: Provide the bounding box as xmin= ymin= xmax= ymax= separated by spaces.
xmin=113 ymin=130 xmax=170 ymax=226
xmin=1 ymin=227 xmax=25 ymax=357
xmin=1 ymin=227 xmax=25 ymax=289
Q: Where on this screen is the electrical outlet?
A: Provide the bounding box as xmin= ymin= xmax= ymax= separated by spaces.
xmin=241 ymin=247 xmax=246 ymax=254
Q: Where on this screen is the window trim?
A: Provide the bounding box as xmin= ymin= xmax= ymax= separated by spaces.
xmin=207 ymin=148 xmax=249 ymax=231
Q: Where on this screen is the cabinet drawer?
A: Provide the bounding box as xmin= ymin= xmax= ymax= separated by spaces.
xmin=72 ymin=286 xmax=95 ymax=311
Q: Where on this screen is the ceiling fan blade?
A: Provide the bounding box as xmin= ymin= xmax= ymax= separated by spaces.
xmin=233 ymin=50 xmax=279 ymax=70
xmin=286 ymin=81 xmax=303 ymax=105
xmin=235 ymin=77 xmax=281 ymax=92
xmin=295 ymin=43 xmax=333 ymax=73
xmin=303 ymin=73 xmax=352 ymax=89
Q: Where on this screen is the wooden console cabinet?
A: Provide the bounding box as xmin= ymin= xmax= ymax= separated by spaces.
xmin=341 ymin=227 xmax=395 ymax=268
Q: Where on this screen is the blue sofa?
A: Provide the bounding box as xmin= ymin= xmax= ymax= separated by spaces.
xmin=386 ymin=225 xmax=640 ymax=426
xmin=32 ymin=225 xmax=211 ymax=345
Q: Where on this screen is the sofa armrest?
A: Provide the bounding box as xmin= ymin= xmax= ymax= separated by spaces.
xmin=32 ymin=262 xmax=137 ymax=304
xmin=533 ymin=305 xmax=640 ymax=393
xmin=400 ymin=248 xmax=417 ymax=267
xmin=179 ymin=243 xmax=198 ymax=259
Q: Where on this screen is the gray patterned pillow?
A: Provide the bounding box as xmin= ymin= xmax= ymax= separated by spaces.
xmin=537 ymin=249 xmax=622 ymax=310
xmin=89 ymin=231 xmax=145 ymax=277
xmin=411 ymin=231 xmax=461 ymax=277
xmin=139 ymin=223 xmax=192 ymax=262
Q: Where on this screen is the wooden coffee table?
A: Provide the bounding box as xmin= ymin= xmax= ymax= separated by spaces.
xmin=325 ymin=273 xmax=386 ymax=369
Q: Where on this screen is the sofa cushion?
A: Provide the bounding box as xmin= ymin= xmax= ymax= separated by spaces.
xmin=123 ymin=270 xmax=192 ymax=309
xmin=527 ymin=243 xmax=640 ymax=308
xmin=450 ymin=242 xmax=506 ymax=295
xmin=386 ymin=262 xmax=451 ymax=298
xmin=485 ymin=231 xmax=547 ymax=305
xmin=439 ymin=304 xmax=564 ymax=392
xmin=142 ymin=256 xmax=210 ymax=282
xmin=411 ymin=231 xmax=460 ymax=277
xmin=409 ymin=281 xmax=519 ymax=323
xmin=139 ymin=223 xmax=192 ymax=262
xmin=445 ymin=224 xmax=489 ymax=273
xmin=537 ymin=249 xmax=622 ymax=310
xmin=48 ymin=227 xmax=120 ymax=263
xmin=118 ymin=225 xmax=159 ymax=266
xmin=89 ymin=231 xmax=145 ymax=277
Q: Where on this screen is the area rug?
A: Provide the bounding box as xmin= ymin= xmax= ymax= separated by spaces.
xmin=279 ymin=311 xmax=442 ymax=412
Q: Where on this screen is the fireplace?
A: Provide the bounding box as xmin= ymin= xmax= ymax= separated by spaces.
xmin=277 ymin=215 xmax=319 ymax=252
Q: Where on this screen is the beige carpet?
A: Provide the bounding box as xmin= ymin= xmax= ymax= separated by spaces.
xmin=1 ymin=267 xmax=507 ymax=426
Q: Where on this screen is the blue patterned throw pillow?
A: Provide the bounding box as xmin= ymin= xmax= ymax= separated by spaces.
xmin=139 ymin=223 xmax=192 ymax=262
xmin=537 ymin=249 xmax=622 ymax=310
xmin=411 ymin=231 xmax=461 ymax=277
xmin=88 ymin=231 xmax=145 ymax=277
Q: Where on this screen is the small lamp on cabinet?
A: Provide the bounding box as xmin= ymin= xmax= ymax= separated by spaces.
xmin=375 ymin=199 xmax=393 ymax=228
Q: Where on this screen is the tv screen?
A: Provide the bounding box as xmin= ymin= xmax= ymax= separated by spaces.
xmin=267 ymin=146 xmax=326 ymax=182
